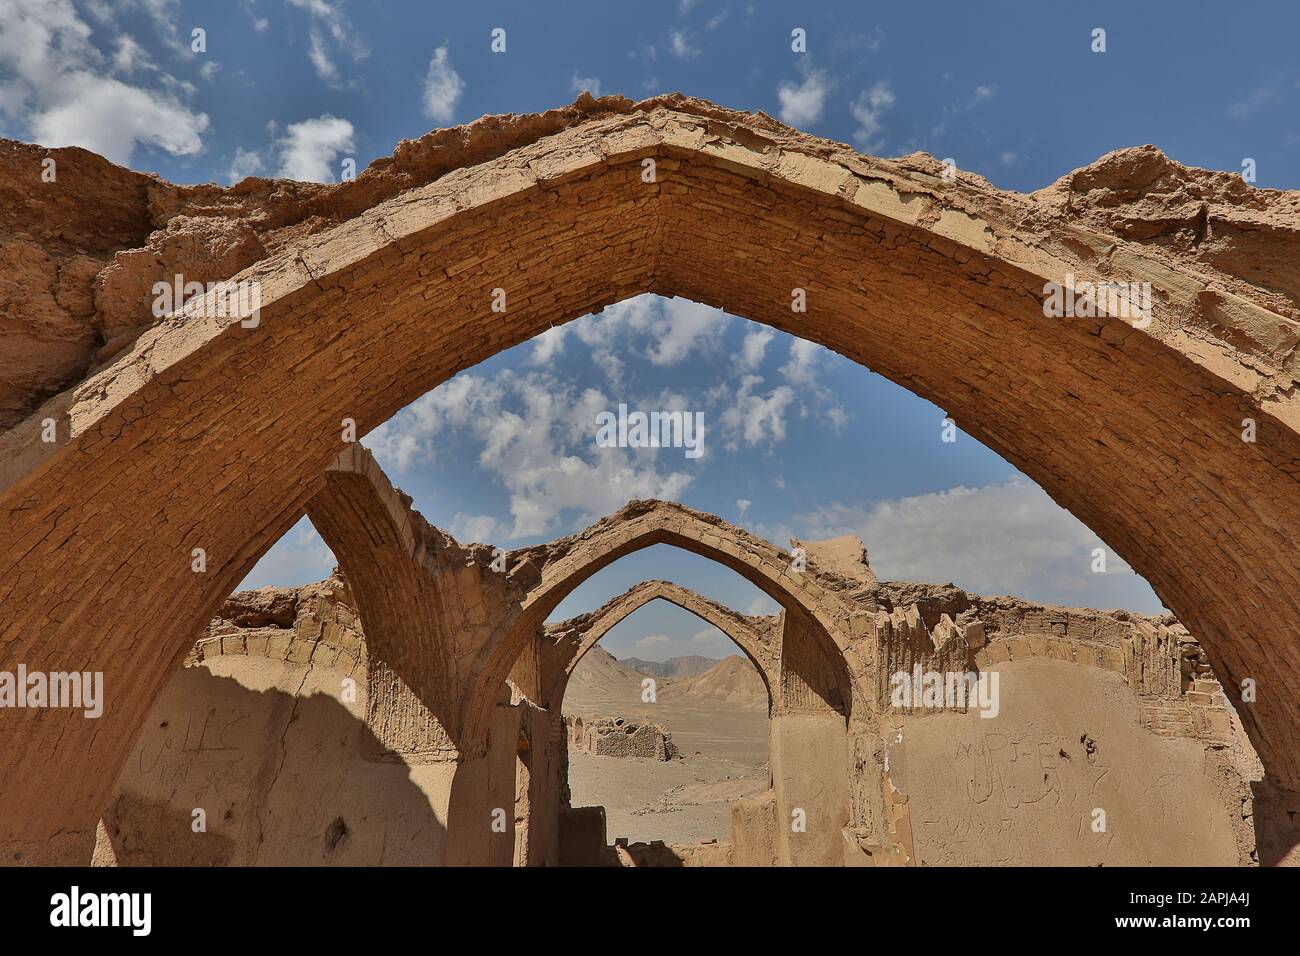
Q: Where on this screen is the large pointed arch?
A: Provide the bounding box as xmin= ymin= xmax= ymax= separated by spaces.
xmin=1 ymin=94 xmax=1298 ymax=858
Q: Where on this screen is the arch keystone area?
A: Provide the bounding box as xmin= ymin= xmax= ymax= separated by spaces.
xmin=1 ymin=94 xmax=1299 ymax=861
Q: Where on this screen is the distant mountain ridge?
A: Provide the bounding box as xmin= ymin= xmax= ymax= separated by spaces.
xmin=566 ymin=650 xmax=767 ymax=712
xmin=566 ymin=646 xmax=643 ymax=704
xmin=668 ymin=656 xmax=767 ymax=708
xmin=621 ymin=655 xmax=720 ymax=679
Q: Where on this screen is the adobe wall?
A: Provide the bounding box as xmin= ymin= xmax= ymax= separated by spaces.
xmin=93 ymin=577 xmax=455 ymax=865
xmin=884 ymin=658 xmax=1254 ymax=866
xmin=98 ymin=555 xmax=1265 ymax=866
xmin=565 ymin=715 xmax=679 ymax=760
xmin=862 ymin=582 xmax=1261 ymax=866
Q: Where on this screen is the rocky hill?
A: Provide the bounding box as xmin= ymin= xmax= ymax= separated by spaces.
xmin=666 ymin=656 xmax=767 ymax=708
xmin=621 ymin=655 xmax=720 ymax=679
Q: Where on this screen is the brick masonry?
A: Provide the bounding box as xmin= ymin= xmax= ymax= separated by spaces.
xmin=0 ymin=94 xmax=1297 ymax=859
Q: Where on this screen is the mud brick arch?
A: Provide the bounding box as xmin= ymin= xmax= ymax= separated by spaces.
xmin=458 ymin=497 xmax=860 ymax=750
xmin=534 ymin=579 xmax=840 ymax=868
xmin=1 ymin=93 xmax=1299 ymax=861
xmin=446 ymin=503 xmax=862 ymax=867
xmin=538 ymin=578 xmax=782 ymax=710
xmin=293 ymin=448 xmax=859 ymax=865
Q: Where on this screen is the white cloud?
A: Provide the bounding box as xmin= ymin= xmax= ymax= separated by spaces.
xmin=0 ymin=0 xmax=209 ymax=166
xmin=736 ymin=498 xmax=751 ymax=518
xmin=670 ymin=30 xmax=699 ymax=59
xmin=365 ymin=373 xmax=503 ymax=472
xmin=573 ymin=295 xmax=655 ymax=386
xmin=363 ymin=299 xmax=858 ymax=543
xmin=647 ymin=299 xmax=726 ymax=366
xmin=777 ymin=67 xmax=832 ymax=126
xmin=30 ymin=75 xmax=208 ymax=165
xmin=242 ymin=0 xmax=269 ymax=32
xmin=275 ymin=114 xmax=354 ymax=182
xmin=717 ymin=374 xmax=795 ymax=450
xmin=793 ymin=478 xmax=1164 ymax=612
xmin=111 ymin=35 xmax=153 ymax=73
xmin=449 ymin=513 xmax=502 ymax=544
xmin=307 ymin=31 xmax=339 ymax=84
xmin=780 ymin=338 xmax=822 ymax=385
xmin=287 ymin=0 xmax=368 ymax=86
xmin=529 ymin=325 xmax=567 ymax=366
xmin=423 ymin=46 xmax=463 ymax=124
xmin=227 ymin=146 xmax=265 ymax=183
xmin=739 ymin=327 xmax=774 ymax=370
xmin=528 ymin=301 xmax=841 ymax=455
xmin=533 ymin=294 xmax=724 ymax=386
xmin=570 ymin=74 xmax=602 ymax=98
xmin=365 ymin=425 xmax=422 ymax=472
xmin=850 ymin=80 xmax=895 ymax=150
xmin=777 ymin=338 xmax=847 ymax=427
xmin=105 ymin=0 xmax=183 ymax=53
xmin=635 ymin=634 xmax=673 ymax=650
xmin=363 ymin=368 xmax=696 ymax=541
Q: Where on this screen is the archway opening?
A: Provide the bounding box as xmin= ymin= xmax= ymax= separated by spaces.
xmin=558 ymin=592 xmax=772 ymax=855
xmin=8 ymin=97 xmax=1282 ymax=859
xmin=82 ymin=281 xmax=1267 ymax=867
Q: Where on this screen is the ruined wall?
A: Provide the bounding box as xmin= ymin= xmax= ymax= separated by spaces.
xmin=95 ymin=577 xmax=454 ymax=866
xmin=7 ymin=96 xmax=1300 ymax=856
xmin=874 ymin=583 xmax=1242 ymax=742
xmin=869 ymin=585 xmax=1261 ymax=866
xmin=883 ymin=658 xmax=1255 ymax=866
xmin=102 ymin=563 xmax=1267 ymax=866
xmin=565 ymin=715 xmax=679 ymax=760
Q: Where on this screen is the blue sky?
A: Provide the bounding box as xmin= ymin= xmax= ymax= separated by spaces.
xmin=4 ymin=0 xmax=1295 ymax=659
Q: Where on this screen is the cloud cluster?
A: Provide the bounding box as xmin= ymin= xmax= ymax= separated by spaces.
xmin=286 ymin=0 xmax=368 ymax=86
xmin=364 ymin=368 xmax=696 ymax=542
xmin=777 ymin=66 xmax=832 ymax=125
xmin=0 ymin=0 xmax=208 ymax=165
xmin=850 ymin=80 xmax=894 ymax=150
xmin=792 ymin=478 xmax=1163 ymax=612
xmin=362 ymin=296 xmax=846 ymax=543
xmin=526 ymin=295 xmax=721 ymax=388
xmin=275 ymin=114 xmax=354 ymax=181
xmin=570 ymin=74 xmax=602 ymax=98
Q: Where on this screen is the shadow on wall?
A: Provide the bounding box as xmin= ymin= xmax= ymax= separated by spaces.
xmin=94 ymin=661 xmax=448 ymax=866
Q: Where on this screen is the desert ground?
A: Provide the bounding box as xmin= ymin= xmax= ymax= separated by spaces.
xmin=564 ymin=648 xmax=770 ymax=844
